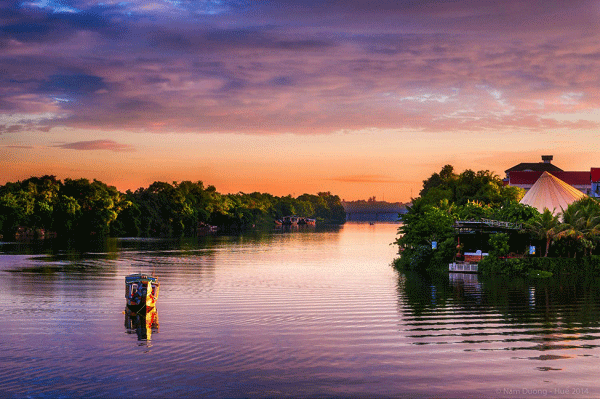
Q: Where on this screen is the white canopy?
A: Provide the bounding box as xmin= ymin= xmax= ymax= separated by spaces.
xmin=519 ymin=171 xmax=586 ymax=215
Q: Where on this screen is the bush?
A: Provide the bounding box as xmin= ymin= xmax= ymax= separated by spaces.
xmin=488 ymin=233 xmax=510 ymax=258
xmin=479 ymin=256 xmax=600 ymax=277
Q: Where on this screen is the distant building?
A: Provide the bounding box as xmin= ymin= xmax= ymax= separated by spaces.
xmin=592 ymin=168 xmax=600 ymax=197
xmin=341 ymin=199 xmax=407 ymax=222
xmin=505 ymin=155 xmax=599 ymax=197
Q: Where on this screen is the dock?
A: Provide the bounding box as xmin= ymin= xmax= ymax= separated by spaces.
xmin=449 ymin=261 xmax=479 ymax=273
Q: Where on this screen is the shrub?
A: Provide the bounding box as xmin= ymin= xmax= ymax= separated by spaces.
xmin=479 ymin=256 xmax=600 ymax=277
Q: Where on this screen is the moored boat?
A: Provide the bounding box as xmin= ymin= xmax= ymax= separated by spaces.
xmin=280 ymin=216 xmax=316 ymax=226
xmin=125 ymin=273 xmax=160 ymax=312
xmin=281 ymin=216 xmax=300 ymax=225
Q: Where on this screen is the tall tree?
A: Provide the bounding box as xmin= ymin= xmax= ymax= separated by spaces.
xmin=526 ymin=209 xmax=560 ymax=257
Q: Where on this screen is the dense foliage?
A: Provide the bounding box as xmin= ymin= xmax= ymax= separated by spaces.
xmin=0 ymin=176 xmax=346 ymax=238
xmin=523 ymin=197 xmax=600 ymax=259
xmin=395 ymin=165 xmax=535 ymax=271
xmin=395 ymin=164 xmax=600 ymax=275
xmin=479 ymin=256 xmax=600 ymax=277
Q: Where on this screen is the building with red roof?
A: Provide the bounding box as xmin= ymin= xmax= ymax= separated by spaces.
xmin=505 ymin=156 xmax=600 ymax=197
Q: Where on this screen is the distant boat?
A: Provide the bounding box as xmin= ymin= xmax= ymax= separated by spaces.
xmin=281 ymin=216 xmax=316 ymax=226
xmin=125 ymin=274 xmax=160 ymax=312
xmin=197 ymin=222 xmax=218 ymax=235
xmin=281 ymin=216 xmax=300 ymax=225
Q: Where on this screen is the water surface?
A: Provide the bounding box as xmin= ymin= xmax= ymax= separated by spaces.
xmin=1 ymin=223 xmax=600 ymax=398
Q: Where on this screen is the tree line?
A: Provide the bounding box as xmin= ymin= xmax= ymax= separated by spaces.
xmin=394 ymin=165 xmax=600 ymax=273
xmin=0 ymin=176 xmax=346 ymax=238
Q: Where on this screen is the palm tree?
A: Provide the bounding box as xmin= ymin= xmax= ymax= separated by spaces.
xmin=526 ymin=209 xmax=560 ymax=257
xmin=555 ymin=198 xmax=600 ymax=257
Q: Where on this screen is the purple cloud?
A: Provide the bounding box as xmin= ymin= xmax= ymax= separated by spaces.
xmin=54 ymin=139 xmax=135 ymax=152
xmin=2 ymin=0 xmax=600 ymax=135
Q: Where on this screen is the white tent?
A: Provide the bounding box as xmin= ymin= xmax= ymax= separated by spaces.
xmin=519 ymin=171 xmax=587 ymax=215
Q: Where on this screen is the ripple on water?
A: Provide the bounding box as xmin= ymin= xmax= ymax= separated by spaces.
xmin=3 ymin=225 xmax=600 ymax=398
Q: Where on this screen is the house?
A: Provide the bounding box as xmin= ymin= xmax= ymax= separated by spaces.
xmin=505 ymin=155 xmax=563 ymax=176
xmin=505 ymin=155 xmax=597 ymax=196
xmin=591 ymin=168 xmax=600 ymax=197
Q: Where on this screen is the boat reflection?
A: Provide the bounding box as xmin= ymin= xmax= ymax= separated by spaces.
xmin=124 ymin=307 xmax=159 ymax=343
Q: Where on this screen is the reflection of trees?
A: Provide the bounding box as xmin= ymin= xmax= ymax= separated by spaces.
xmin=397 ymin=271 xmax=454 ymax=316
xmin=4 ymin=238 xmax=120 ymax=276
xmin=398 ymin=271 xmax=600 ymax=352
xmin=481 ymin=275 xmax=600 ymax=328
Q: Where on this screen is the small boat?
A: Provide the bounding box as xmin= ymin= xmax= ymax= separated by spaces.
xmin=125 ymin=273 xmax=160 ymax=312
xmin=281 ymin=216 xmax=299 ymax=225
xmin=197 ymin=222 xmax=218 ymax=235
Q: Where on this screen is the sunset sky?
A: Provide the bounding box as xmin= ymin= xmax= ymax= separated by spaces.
xmin=2 ymin=0 xmax=600 ymax=202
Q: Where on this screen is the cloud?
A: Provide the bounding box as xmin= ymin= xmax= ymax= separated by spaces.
xmin=0 ymin=112 xmax=58 ymax=134
xmin=54 ymin=139 xmax=135 ymax=152
xmin=1 ymin=0 xmax=600 ymax=136
xmin=37 ymin=74 xmax=108 ymax=95
xmin=0 ymin=124 xmax=26 ymax=134
xmin=0 ymin=2 xmax=124 ymax=44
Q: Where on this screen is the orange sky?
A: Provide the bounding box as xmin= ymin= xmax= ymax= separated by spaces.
xmin=2 ymin=1 xmax=600 ymax=202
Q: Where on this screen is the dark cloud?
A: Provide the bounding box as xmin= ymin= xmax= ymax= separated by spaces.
xmin=0 ymin=124 xmax=25 ymax=134
xmin=146 ymin=26 xmax=336 ymax=54
xmin=1 ymin=0 xmax=600 ymax=136
xmin=270 ymin=76 xmax=294 ymax=87
xmin=37 ymin=74 xmax=107 ymax=95
xmin=249 ymin=0 xmax=598 ymax=33
xmin=0 ymin=123 xmax=52 ymax=134
xmin=0 ymin=3 xmax=125 ymax=44
xmin=54 ymin=139 xmax=135 ymax=152
xmin=115 ymin=98 xmax=163 ymax=112
xmin=273 ymin=39 xmax=332 ymax=50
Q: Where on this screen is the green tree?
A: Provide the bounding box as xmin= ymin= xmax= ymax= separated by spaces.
xmin=61 ymin=178 xmax=127 ymax=236
xmin=526 ymin=209 xmax=560 ymax=257
xmin=488 ymin=233 xmax=510 ymax=258
xmin=396 ymin=165 xmax=536 ymax=270
xmin=554 ymin=198 xmax=600 ymax=257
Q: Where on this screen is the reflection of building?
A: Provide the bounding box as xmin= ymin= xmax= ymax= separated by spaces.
xmin=125 ymin=307 xmax=159 ymax=343
xmin=342 ymin=198 xmax=408 ymax=222
xmin=505 ymin=155 xmax=600 ymax=197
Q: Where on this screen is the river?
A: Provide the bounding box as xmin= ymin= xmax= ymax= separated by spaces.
xmin=1 ymin=223 xmax=600 ymax=398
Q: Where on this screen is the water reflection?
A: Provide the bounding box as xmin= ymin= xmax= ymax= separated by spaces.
xmin=398 ymin=270 xmax=600 ymax=369
xmin=5 ymin=224 xmax=600 ymax=398
xmin=125 ymin=307 xmax=159 ymax=344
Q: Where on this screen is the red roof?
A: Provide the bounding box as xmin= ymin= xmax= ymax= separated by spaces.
xmin=592 ymin=168 xmax=600 ymax=182
xmin=509 ymin=171 xmax=591 ymax=186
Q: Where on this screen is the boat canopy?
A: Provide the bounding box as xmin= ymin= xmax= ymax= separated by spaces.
xmin=125 ymin=274 xmax=158 ymax=284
